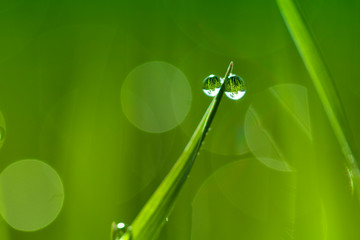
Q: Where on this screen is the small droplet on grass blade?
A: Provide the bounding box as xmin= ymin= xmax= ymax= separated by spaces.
xmin=111 ymin=222 xmax=129 ymax=240
xmin=224 ymin=74 xmax=246 ymax=100
xmin=202 ymin=75 xmax=223 ymax=97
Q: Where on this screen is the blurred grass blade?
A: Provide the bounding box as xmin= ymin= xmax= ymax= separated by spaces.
xmin=276 ymin=0 xmax=360 ymax=197
xmin=118 ymin=62 xmax=233 ymax=240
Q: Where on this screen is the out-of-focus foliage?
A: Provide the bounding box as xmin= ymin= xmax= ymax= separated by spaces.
xmin=0 ymin=0 xmax=360 ymax=240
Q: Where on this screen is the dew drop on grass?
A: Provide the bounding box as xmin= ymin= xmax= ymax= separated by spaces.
xmin=202 ymin=75 xmax=223 ymax=97
xmin=111 ymin=222 xmax=128 ymax=240
xmin=224 ymin=74 xmax=246 ymax=100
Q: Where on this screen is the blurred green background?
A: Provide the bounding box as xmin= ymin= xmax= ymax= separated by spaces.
xmin=1 ymin=0 xmax=360 ymax=239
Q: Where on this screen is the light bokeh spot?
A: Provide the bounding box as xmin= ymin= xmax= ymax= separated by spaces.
xmin=270 ymin=84 xmax=311 ymax=138
xmin=244 ymin=84 xmax=311 ymax=171
xmin=0 ymin=159 xmax=64 ymax=231
xmin=192 ymin=159 xmax=296 ymax=239
xmin=121 ymin=61 xmax=192 ymax=133
xmin=245 ymin=106 xmax=291 ymax=171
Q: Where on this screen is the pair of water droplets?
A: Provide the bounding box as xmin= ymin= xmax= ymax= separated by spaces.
xmin=202 ymin=73 xmax=246 ymax=100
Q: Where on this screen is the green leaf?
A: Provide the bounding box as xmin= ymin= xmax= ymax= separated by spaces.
xmin=117 ymin=62 xmax=234 ymax=240
xmin=276 ymin=0 xmax=360 ymax=197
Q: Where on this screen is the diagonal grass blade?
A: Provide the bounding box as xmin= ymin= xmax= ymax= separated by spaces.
xmin=117 ymin=62 xmax=233 ymax=240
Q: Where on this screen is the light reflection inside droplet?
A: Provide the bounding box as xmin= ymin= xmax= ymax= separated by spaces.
xmin=202 ymin=88 xmax=220 ymax=97
xmin=117 ymin=223 xmax=126 ymax=229
xmin=225 ymin=91 xmax=246 ymax=100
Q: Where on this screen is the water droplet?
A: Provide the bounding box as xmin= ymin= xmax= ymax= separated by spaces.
xmin=166 ymin=217 xmax=169 ymax=222
xmin=111 ymin=222 xmax=128 ymax=240
xmin=224 ymin=74 xmax=246 ymax=100
xmin=202 ymin=75 xmax=223 ymax=97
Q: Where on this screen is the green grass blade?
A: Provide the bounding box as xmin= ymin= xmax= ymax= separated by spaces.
xmin=276 ymin=0 xmax=360 ymax=197
xmin=118 ymin=62 xmax=234 ymax=240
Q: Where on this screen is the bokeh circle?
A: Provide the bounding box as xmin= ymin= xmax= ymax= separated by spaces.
xmin=121 ymin=61 xmax=192 ymax=133
xmin=0 ymin=159 xmax=64 ymax=231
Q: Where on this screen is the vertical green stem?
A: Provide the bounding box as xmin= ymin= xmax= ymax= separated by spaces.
xmin=276 ymin=0 xmax=360 ymax=199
